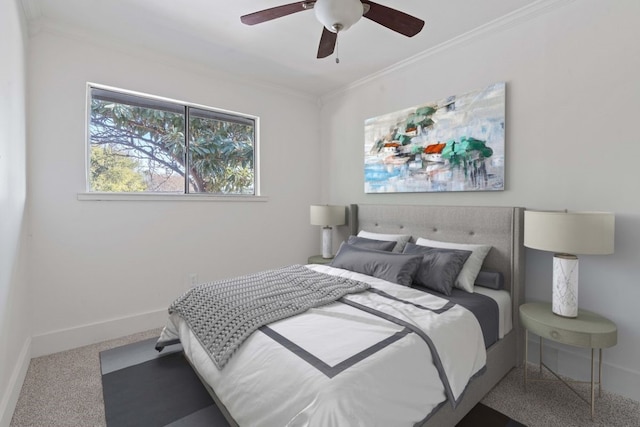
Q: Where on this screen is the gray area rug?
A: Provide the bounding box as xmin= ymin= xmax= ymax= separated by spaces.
xmin=100 ymin=338 xmax=227 ymax=427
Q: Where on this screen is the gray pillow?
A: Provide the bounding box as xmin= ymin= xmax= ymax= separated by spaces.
xmin=403 ymin=243 xmax=472 ymax=295
xmin=330 ymin=243 xmax=423 ymax=287
xmin=475 ymin=270 xmax=504 ymax=290
xmin=347 ymin=235 xmax=396 ymax=252
xmin=357 ymin=230 xmax=412 ymax=253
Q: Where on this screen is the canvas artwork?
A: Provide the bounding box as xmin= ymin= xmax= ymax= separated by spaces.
xmin=364 ymin=82 xmax=505 ymax=193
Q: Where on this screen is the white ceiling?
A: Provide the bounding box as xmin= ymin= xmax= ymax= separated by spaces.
xmin=21 ymin=0 xmax=536 ymax=97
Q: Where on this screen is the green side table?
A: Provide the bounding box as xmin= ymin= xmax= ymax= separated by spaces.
xmin=307 ymin=255 xmax=333 ymax=265
xmin=519 ymin=302 xmax=617 ymax=419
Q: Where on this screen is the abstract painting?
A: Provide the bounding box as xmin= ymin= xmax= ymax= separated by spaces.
xmin=364 ymin=82 xmax=505 ymax=193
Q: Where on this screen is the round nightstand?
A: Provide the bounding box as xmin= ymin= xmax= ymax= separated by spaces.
xmin=307 ymin=255 xmax=333 ymax=265
xmin=519 ymin=302 xmax=617 ymax=418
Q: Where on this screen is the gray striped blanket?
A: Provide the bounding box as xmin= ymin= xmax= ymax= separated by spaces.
xmin=166 ymin=264 xmax=370 ymax=369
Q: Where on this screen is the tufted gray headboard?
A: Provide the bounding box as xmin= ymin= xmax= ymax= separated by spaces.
xmin=344 ymin=204 xmax=523 ymax=294
xmin=339 ymin=204 xmax=525 ymax=363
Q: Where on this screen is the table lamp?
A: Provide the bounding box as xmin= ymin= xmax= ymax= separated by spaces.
xmin=524 ymin=210 xmax=614 ymax=317
xmin=310 ymin=205 xmax=345 ymax=258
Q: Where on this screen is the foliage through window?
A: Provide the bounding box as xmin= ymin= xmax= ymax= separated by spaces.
xmin=88 ymin=86 xmax=256 ymax=195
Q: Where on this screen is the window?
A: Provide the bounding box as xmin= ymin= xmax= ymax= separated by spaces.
xmin=87 ymin=85 xmax=257 ymax=195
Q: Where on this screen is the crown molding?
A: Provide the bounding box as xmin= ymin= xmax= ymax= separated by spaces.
xmin=321 ymin=0 xmax=576 ymax=102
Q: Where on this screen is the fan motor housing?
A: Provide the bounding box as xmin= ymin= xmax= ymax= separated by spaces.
xmin=314 ymin=0 xmax=364 ymax=33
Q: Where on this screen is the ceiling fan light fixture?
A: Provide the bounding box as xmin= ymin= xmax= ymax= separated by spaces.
xmin=240 ymin=0 xmax=424 ymax=60
xmin=314 ymin=0 xmax=363 ymax=33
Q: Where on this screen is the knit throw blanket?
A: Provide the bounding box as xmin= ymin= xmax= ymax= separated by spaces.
xmin=167 ymin=264 xmax=370 ymax=369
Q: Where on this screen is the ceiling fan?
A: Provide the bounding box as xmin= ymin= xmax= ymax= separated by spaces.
xmin=240 ymin=0 xmax=425 ymax=61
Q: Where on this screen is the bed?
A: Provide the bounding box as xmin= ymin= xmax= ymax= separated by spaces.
xmin=156 ymin=204 xmax=525 ymax=426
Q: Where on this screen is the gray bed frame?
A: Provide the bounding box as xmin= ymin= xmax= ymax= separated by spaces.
xmin=190 ymin=204 xmax=525 ymax=427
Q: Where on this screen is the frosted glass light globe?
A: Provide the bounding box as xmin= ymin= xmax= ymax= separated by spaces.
xmin=314 ymin=0 xmax=364 ymax=33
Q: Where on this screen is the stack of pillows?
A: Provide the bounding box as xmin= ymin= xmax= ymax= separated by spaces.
xmin=329 ymin=230 xmax=502 ymax=296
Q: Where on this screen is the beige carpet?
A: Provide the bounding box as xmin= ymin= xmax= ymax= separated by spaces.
xmin=11 ymin=329 xmax=161 ymax=427
xmin=10 ymin=330 xmax=640 ymax=427
xmin=482 ymin=365 xmax=640 ymax=427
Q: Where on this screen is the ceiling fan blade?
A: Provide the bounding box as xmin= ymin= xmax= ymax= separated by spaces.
xmin=361 ymin=0 xmax=424 ymax=37
xmin=317 ymin=27 xmax=337 ymax=59
xmin=241 ymin=1 xmax=314 ymax=26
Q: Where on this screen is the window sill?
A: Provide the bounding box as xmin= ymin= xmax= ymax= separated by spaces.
xmin=77 ymin=193 xmax=269 ymax=202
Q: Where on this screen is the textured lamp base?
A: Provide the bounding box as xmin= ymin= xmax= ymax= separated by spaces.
xmin=321 ymin=226 xmax=333 ymax=258
xmin=552 ymin=254 xmax=579 ymax=317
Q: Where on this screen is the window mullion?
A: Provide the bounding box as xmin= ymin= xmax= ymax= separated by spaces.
xmin=184 ymin=105 xmax=190 ymax=194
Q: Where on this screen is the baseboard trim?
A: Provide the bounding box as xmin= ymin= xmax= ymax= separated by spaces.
xmin=526 ymin=336 xmax=640 ymax=402
xmin=0 ymin=337 xmax=31 ymax=427
xmin=31 ymin=308 xmax=167 ymax=358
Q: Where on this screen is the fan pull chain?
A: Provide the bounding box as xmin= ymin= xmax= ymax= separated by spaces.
xmin=335 ymin=38 xmax=340 ymax=64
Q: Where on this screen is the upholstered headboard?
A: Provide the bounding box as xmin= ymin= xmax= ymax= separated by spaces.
xmin=339 ymin=204 xmax=525 ymax=361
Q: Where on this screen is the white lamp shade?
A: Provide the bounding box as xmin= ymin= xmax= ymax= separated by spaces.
xmin=314 ymin=0 xmax=363 ymax=32
xmin=524 ymin=210 xmax=614 ymax=255
xmin=310 ymin=205 xmax=345 ymax=227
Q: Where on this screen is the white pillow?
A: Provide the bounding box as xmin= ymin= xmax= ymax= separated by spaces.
xmin=357 ymin=230 xmax=411 ymax=253
xmin=415 ymin=237 xmax=491 ymax=293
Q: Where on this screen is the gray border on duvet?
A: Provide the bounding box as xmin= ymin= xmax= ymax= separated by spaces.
xmin=412 ymin=286 xmax=499 ymax=348
xmin=367 ymin=288 xmax=456 ymax=314
xmin=350 ymin=291 xmax=488 ymax=414
xmin=412 ymin=365 xmax=487 ymax=427
xmin=259 ymin=325 xmax=411 ymax=379
xmin=257 ymin=288 xmax=455 ymax=379
xmin=339 ymin=297 xmax=460 ymax=410
xmin=260 ymin=289 xmax=463 ymax=408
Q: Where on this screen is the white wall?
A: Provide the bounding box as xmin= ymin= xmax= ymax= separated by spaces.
xmin=319 ymin=0 xmax=640 ymax=401
xmin=27 ymin=29 xmax=323 ymax=355
xmin=0 ymin=1 xmax=31 ymax=426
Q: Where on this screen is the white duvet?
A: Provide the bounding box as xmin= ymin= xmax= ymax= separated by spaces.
xmin=158 ymin=264 xmax=486 ymax=427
